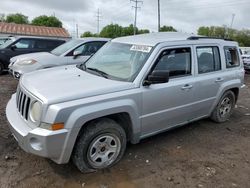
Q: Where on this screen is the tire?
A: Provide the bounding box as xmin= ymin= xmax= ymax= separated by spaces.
xmin=0 ymin=62 xmax=4 ymax=75
xmin=210 ymin=90 xmax=236 ymax=123
xmin=72 ymin=118 xmax=127 ymax=173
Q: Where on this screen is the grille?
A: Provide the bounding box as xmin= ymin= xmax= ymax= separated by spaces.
xmin=16 ymin=89 xmax=31 ymax=120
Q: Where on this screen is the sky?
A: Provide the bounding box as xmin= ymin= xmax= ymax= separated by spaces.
xmin=0 ymin=0 xmax=250 ymax=37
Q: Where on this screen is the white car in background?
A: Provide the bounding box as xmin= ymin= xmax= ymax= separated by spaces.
xmin=241 ymin=51 xmax=250 ymax=71
xmin=8 ymin=38 xmax=110 ymax=79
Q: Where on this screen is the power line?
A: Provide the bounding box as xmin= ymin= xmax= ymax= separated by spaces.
xmin=96 ymin=9 xmax=102 ymax=34
xmin=164 ymin=0 xmax=248 ymax=6
xmin=131 ymin=0 xmax=143 ymax=35
xmin=171 ymin=1 xmax=250 ymax=10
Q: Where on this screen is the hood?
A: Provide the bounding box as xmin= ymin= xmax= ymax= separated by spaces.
xmin=20 ymin=65 xmax=135 ymax=104
xmin=11 ymin=52 xmax=58 ymax=64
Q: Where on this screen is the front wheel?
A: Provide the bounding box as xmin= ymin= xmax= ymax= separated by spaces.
xmin=72 ymin=118 xmax=127 ymax=173
xmin=210 ymin=90 xmax=235 ymax=123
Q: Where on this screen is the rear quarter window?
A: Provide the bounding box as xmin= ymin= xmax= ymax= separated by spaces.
xmin=224 ymin=46 xmax=240 ymax=68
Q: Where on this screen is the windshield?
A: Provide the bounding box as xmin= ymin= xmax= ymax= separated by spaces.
xmin=51 ymin=40 xmax=83 ymax=56
xmin=0 ymin=38 xmax=8 ymax=46
xmin=84 ymin=42 xmax=153 ymax=82
xmin=0 ymin=38 xmax=15 ymax=49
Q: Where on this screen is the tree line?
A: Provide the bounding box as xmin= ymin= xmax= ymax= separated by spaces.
xmin=0 ymin=13 xmax=62 ymax=28
xmin=81 ymin=24 xmax=177 ymax=38
xmin=83 ymin=24 xmax=250 ymax=47
xmin=197 ymin=26 xmax=250 ymax=47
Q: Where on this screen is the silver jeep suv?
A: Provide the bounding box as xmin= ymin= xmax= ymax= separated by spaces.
xmin=6 ymin=32 xmax=245 ymax=172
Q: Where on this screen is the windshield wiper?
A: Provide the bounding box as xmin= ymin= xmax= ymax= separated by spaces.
xmin=87 ymin=67 xmax=109 ymax=78
xmin=77 ymin=63 xmax=86 ymax=71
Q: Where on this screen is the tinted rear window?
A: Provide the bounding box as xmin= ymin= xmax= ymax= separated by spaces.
xmin=35 ymin=39 xmax=65 ymax=49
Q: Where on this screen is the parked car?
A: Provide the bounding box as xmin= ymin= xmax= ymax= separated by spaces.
xmin=241 ymin=54 xmax=250 ymax=71
xmin=6 ymin=32 xmax=245 ymax=173
xmin=0 ymin=36 xmax=66 ymax=74
xmin=0 ymin=36 xmax=14 ymax=46
xmin=8 ymin=38 xmax=110 ymax=79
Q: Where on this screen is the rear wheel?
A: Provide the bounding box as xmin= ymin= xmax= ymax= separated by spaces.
xmin=210 ymin=90 xmax=235 ymax=123
xmin=72 ymin=118 xmax=127 ymax=173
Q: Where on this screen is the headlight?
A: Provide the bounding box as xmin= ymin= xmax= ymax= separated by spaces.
xmin=30 ymin=101 xmax=42 ymax=122
xmin=17 ymin=59 xmax=37 ymax=66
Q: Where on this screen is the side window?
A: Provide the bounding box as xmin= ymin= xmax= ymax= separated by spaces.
xmin=34 ymin=40 xmax=47 ymax=49
xmin=154 ymin=47 xmax=191 ymax=78
xmin=14 ymin=39 xmax=35 ymax=49
xmin=74 ymin=41 xmax=106 ymax=56
xmin=34 ymin=40 xmax=63 ymax=49
xmin=224 ymin=46 xmax=240 ymax=68
xmin=46 ymin=40 xmax=64 ymax=49
xmin=197 ymin=46 xmax=221 ymax=74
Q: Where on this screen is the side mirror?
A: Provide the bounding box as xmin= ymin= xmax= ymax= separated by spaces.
xmin=10 ymin=44 xmax=17 ymax=51
xmin=143 ymin=70 xmax=169 ymax=86
xmin=73 ymin=50 xmax=82 ymax=59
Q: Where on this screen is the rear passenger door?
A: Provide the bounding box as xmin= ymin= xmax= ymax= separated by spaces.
xmin=191 ymin=45 xmax=224 ymax=117
xmin=141 ymin=46 xmax=196 ymax=136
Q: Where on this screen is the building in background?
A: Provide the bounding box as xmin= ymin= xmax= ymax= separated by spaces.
xmin=0 ymin=22 xmax=70 ymax=39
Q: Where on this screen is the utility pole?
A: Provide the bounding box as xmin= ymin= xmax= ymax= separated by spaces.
xmin=131 ymin=0 xmax=143 ymax=35
xmin=96 ymin=9 xmax=101 ymax=34
xmin=226 ymin=13 xmax=235 ymax=38
xmin=158 ymin=0 xmax=160 ymax=32
xmin=230 ymin=13 xmax=235 ymax=29
xmin=76 ymin=23 xmax=79 ymax=38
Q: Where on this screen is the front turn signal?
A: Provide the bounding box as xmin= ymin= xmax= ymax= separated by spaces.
xmin=51 ymin=123 xmax=64 ymax=131
xmin=40 ymin=122 xmax=64 ymax=131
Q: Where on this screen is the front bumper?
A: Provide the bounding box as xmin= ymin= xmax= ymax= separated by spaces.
xmin=6 ymin=94 xmax=68 ymax=163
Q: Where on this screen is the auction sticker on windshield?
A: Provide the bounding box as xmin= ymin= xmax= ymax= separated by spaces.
xmin=130 ymin=45 xmax=152 ymax=53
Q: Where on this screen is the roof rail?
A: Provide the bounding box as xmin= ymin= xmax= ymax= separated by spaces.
xmin=187 ymin=36 xmax=234 ymax=41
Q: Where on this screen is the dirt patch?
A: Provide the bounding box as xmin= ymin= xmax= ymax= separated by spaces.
xmin=0 ymin=74 xmax=249 ymax=188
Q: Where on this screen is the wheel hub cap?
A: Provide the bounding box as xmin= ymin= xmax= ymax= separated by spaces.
xmin=87 ymin=134 xmax=121 ymax=168
xmin=219 ymin=97 xmax=232 ymax=117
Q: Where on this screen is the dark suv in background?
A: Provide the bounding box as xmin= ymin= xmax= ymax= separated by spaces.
xmin=0 ymin=36 xmax=66 ymax=74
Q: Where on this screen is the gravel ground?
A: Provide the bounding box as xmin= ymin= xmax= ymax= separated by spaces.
xmin=0 ymin=73 xmax=249 ymax=188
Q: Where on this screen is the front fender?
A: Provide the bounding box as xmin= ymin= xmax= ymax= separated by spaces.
xmin=53 ymin=99 xmax=140 ymax=163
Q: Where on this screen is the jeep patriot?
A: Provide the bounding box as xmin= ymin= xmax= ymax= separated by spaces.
xmin=6 ymin=32 xmax=245 ymax=172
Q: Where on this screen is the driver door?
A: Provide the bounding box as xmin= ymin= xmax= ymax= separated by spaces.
xmin=6 ymin=38 xmax=35 ymax=60
xmin=141 ymin=46 xmax=197 ymax=136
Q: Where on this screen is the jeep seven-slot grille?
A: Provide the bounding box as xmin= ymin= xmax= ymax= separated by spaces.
xmin=16 ymin=89 xmax=31 ymax=120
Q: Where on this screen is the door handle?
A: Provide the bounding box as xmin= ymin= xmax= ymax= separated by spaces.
xmin=181 ymin=84 xmax=193 ymax=90
xmin=215 ymin=78 xmax=224 ymax=83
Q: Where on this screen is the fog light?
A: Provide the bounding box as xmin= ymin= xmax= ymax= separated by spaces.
xmin=30 ymin=137 xmax=42 ymax=151
xmin=14 ymin=72 xmax=21 ymax=79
